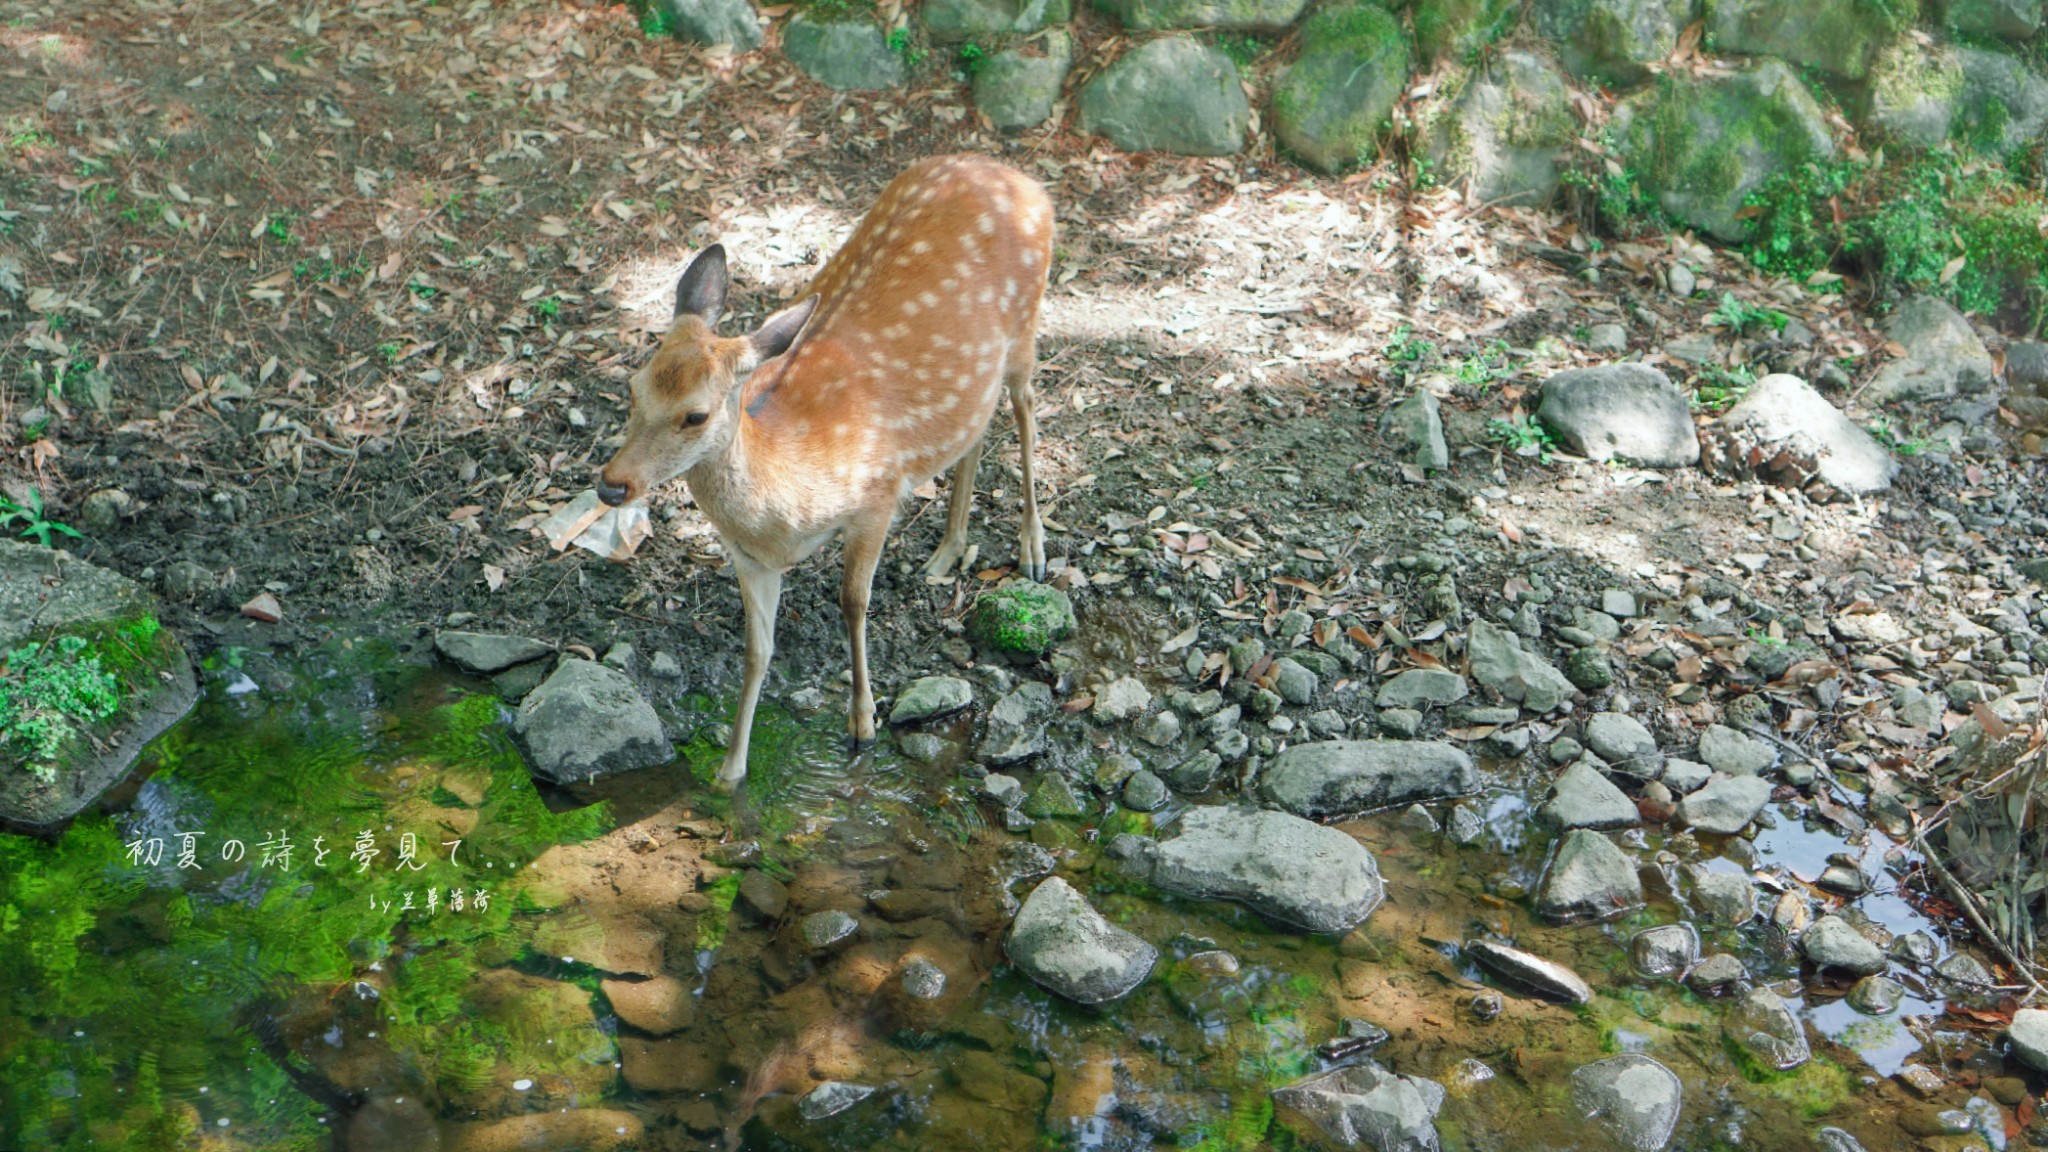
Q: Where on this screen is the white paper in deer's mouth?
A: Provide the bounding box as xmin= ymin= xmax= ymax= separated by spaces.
xmin=537 ymin=489 xmax=652 ymax=562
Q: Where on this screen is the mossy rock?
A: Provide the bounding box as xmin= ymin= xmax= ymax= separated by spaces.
xmin=971 ymin=30 xmax=1074 ymax=129
xmin=1613 ymin=58 xmax=1836 ymax=241
xmin=1946 ymin=0 xmax=2042 ymax=40
xmin=1092 ymin=0 xmax=1306 ymax=30
xmin=1273 ymin=1 xmax=1412 ymax=173
xmin=967 ymin=581 xmax=1076 ymax=660
xmin=1420 ymin=48 xmax=1575 ymax=206
xmin=1408 ymin=0 xmax=1518 ymax=66
xmin=1864 ymin=40 xmax=2048 ymax=156
xmin=1706 ymin=0 xmax=1915 ymax=81
xmin=654 ymin=0 xmax=763 ymax=49
xmin=923 ymin=0 xmax=1070 ymax=42
xmin=0 ymin=541 xmax=195 ymax=827
xmin=1531 ymin=0 xmax=1700 ymax=85
xmin=1076 ymin=36 xmax=1250 ymax=156
xmin=783 ymin=14 xmax=905 ymax=90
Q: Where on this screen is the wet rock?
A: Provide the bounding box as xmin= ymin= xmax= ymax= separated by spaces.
xmin=899 ymin=731 xmax=951 ymax=764
xmin=783 ymin=15 xmax=903 ymax=90
xmin=1122 ymin=769 xmax=1169 ymax=811
xmin=795 ymin=1079 xmax=877 ymax=1121
xmin=1447 ymin=804 xmax=1485 ymax=844
xmin=1272 ymin=1063 xmax=1446 ymax=1152
xmin=1376 ymin=669 xmax=1469 ymax=710
xmin=801 ymin=910 xmax=860 ymax=950
xmin=1467 ymin=619 xmax=1578 ymax=713
xmin=1848 ymin=975 xmax=1905 ymax=1015
xmin=1092 ymin=676 xmax=1152 ymax=722
xmin=2009 ymin=1008 xmax=2048 ymax=1071
xmin=1005 ymin=877 xmax=1158 ymax=1005
xmin=1537 ymin=829 xmax=1643 ymax=923
xmin=600 ymin=976 xmax=695 ymax=1036
xmin=1134 ymin=709 xmax=1182 ymax=746
xmin=969 ymin=580 xmax=1075 ymax=660
xmin=1570 ymin=1053 xmax=1683 ymax=1152
xmin=1868 ymin=296 xmax=1994 ymax=403
xmin=1022 ymin=771 xmax=1087 ymax=818
xmin=1714 ymin=373 xmax=1898 ymax=496
xmin=1380 ymin=391 xmax=1449 ymax=471
xmin=1126 ymin=806 xmax=1385 ymax=933
xmin=1816 ymin=1128 xmax=1867 ymax=1152
xmin=1533 ymin=0 xmax=1696 ymax=84
xmin=1690 ymin=868 xmax=1756 ymax=924
xmin=1420 ymin=48 xmax=1575 ymax=207
xmin=1677 ymin=775 xmax=1772 ymax=834
xmin=1537 ymin=761 xmax=1639 ymax=831
xmin=1166 ymin=750 xmax=1222 ymax=793
xmin=1272 ymin=658 xmax=1319 ymax=706
xmin=1612 ymin=59 xmax=1834 ymax=241
xmin=1802 ymin=915 xmax=1887 ymax=976
xmin=1584 ymin=712 xmax=1663 ymax=776
xmin=1891 ymin=930 xmax=1938 ymax=966
xmin=980 ymin=681 xmax=1052 ymax=765
xmin=1565 ymin=648 xmax=1615 ymax=691
xmin=1725 ymin=987 xmax=1811 ymax=1071
xmin=971 ymin=30 xmax=1073 ymax=130
xmin=446 ymin=1109 xmax=644 ymax=1152
xmin=1536 ymin=363 xmax=1700 ymax=467
xmin=1077 ymin=36 xmax=1248 ymax=157
xmin=1273 ymin=1 xmax=1411 ymax=173
xmin=1698 ymin=724 xmax=1774 ymax=776
xmin=890 ymin=675 xmax=974 ymax=725
xmin=1686 ymin=952 xmax=1747 ymax=994
xmin=1465 ymin=940 xmax=1592 ymax=1004
xmin=1661 ymin=758 xmax=1710 ymax=794
xmin=1630 ymin=923 xmax=1700 ymax=978
xmin=738 ymin=870 xmax=789 ymax=921
xmin=1259 ymin=739 xmax=1477 ymax=819
xmin=512 ymin=660 xmax=670 ymax=785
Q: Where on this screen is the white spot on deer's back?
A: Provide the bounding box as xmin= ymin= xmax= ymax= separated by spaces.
xmin=976 ymin=213 xmax=997 ymax=236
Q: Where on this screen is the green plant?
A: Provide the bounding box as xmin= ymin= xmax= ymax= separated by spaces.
xmin=1383 ymin=326 xmax=1436 ymax=367
xmin=0 ymin=635 xmax=120 ymax=775
xmin=1866 ymin=415 xmax=1934 ymax=455
xmin=1451 ymin=341 xmax=1517 ymax=390
xmin=1488 ymin=414 xmax=1560 ymax=461
xmin=1711 ymin=292 xmax=1789 ymax=337
xmin=377 ymin=341 xmax=404 ymax=363
xmin=1690 ymin=363 xmax=1756 ymax=414
xmin=958 ymin=41 xmax=986 ymax=75
xmin=1742 ymin=158 xmax=1861 ymax=279
xmin=0 ymin=488 xmax=83 ymax=547
xmin=1214 ymin=33 xmax=1270 ymax=67
xmin=532 ymin=294 xmax=561 ymax=320
xmin=886 ymin=26 xmax=927 ymax=67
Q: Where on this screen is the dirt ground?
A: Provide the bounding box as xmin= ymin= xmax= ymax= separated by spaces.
xmin=2 ymin=0 xmax=2044 ymax=743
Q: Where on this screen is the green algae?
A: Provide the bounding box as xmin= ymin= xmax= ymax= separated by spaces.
xmin=968 ymin=581 xmax=1076 ymax=660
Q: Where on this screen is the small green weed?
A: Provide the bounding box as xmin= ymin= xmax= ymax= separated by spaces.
xmin=1451 ymin=341 xmax=1517 ymax=390
xmin=1866 ymin=416 xmax=1934 ymax=456
xmin=0 ymin=635 xmax=121 ymax=776
xmin=0 ymin=488 xmax=83 ymax=547
xmin=531 ymin=295 xmax=561 ymax=320
xmin=266 ymin=213 xmax=297 ymax=245
xmin=1690 ymin=363 xmax=1756 ymax=415
xmin=1383 ymin=326 xmax=1436 ymax=367
xmin=377 ymin=341 xmax=404 ymax=363
xmin=1214 ymin=33 xmax=1271 ymax=67
xmin=958 ymin=42 xmax=987 ymax=76
xmin=886 ymin=27 xmax=927 ymax=67
xmin=1488 ymin=415 xmax=1560 ymax=461
xmin=1710 ymin=292 xmax=1788 ymax=337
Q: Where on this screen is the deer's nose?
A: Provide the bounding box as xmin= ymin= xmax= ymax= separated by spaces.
xmin=596 ymin=478 xmax=628 ymax=507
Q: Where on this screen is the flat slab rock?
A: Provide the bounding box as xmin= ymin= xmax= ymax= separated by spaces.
xmin=1258 ymin=739 xmax=1476 ymax=820
xmin=1678 ymin=774 xmax=1773 ymax=835
xmin=1125 ymin=806 xmax=1385 ymax=933
xmin=1005 ymin=876 xmax=1157 ymax=1005
xmin=434 ymin=630 xmax=553 ymax=675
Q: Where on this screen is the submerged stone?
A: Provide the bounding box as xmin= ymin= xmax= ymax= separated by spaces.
xmin=1801 ymin=915 xmax=1887 ymax=976
xmin=1465 ymin=940 xmax=1592 ymax=1005
xmin=1724 ymin=987 xmax=1811 ymax=1071
xmin=798 ymin=1080 xmax=877 ymax=1121
xmin=1570 ymin=1053 xmax=1683 ymax=1152
xmin=1630 ymin=923 xmax=1700 ymax=978
xmin=1005 ymin=877 xmax=1157 ymax=1005
xmin=1678 ymin=775 xmax=1772 ymax=834
xmin=1127 ymin=806 xmax=1385 ymax=933
xmin=1536 ymin=829 xmax=1643 ymax=923
xmin=1273 ymin=1062 xmax=1446 ymax=1152
xmin=1848 ymin=974 xmax=1906 ymax=1015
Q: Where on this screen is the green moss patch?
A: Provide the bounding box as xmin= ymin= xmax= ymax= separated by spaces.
xmin=967 ymin=580 xmax=1076 ymax=659
xmin=0 ymin=615 xmax=176 ymax=780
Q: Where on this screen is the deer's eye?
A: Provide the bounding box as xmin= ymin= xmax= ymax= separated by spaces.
xmin=683 ymin=411 xmax=709 ymax=428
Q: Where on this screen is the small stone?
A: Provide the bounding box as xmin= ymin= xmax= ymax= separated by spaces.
xmin=1272 ymin=1065 xmax=1446 ymax=1152
xmin=1447 ymin=804 xmax=1485 ymax=844
xmin=1122 ymin=769 xmax=1169 ymax=811
xmin=239 ymin=592 xmax=283 ymax=623
xmin=1092 ymin=676 xmax=1153 ymax=722
xmin=1270 ymin=658 xmax=1319 ymax=705
xmin=801 ymin=910 xmax=859 ymax=950
xmin=1536 ymin=829 xmax=1643 ymax=923
xmin=1228 ymin=637 xmax=1266 ymax=676
xmin=898 ymin=731 xmax=950 ymax=764
xmin=1667 ymin=264 xmax=1696 ymax=297
xmin=1005 ymin=877 xmax=1157 ymax=1005
xmin=968 ymin=581 xmax=1076 ymax=659
xmin=1022 ymin=772 xmax=1087 ymax=818
xmin=900 ymin=957 xmax=947 ymax=1000
xmin=1570 ymin=1054 xmax=1682 ymax=1152
xmin=1377 ymin=708 xmax=1423 ymax=738
xmin=1661 ymin=759 xmax=1711 ymax=794
xmin=1398 ymin=804 xmax=1439 ymax=833
xmin=1465 ymin=939 xmax=1592 ymax=1004
xmin=650 ymin=651 xmax=682 ymax=679
xmin=737 ymin=871 xmax=788 ymax=920
xmin=798 ymin=1080 xmax=876 ymax=1121
xmin=1686 ymin=952 xmax=1747 ymax=994
xmin=1723 ymin=987 xmax=1810 ymax=1071
xmin=1565 ymin=648 xmax=1614 ymax=691
xmin=1166 ymin=750 xmax=1222 ymax=793
xmin=1678 ymin=775 xmax=1773 ymax=834
xmin=1537 ymin=761 xmax=1639 ymax=830
xmin=162 ymin=559 xmax=215 ymax=600
xmin=1898 ymin=1064 xmax=1946 ymax=1097
xmin=436 ymin=631 xmax=554 ymax=675
xmin=1601 ymin=590 xmax=1638 ymax=618
xmin=1630 ymin=923 xmax=1701 ymax=977
xmin=981 ymin=773 xmax=1025 ymax=808
xmin=1802 ymin=915 xmax=1888 ymax=975
xmin=1094 ymin=754 xmax=1139 ymax=790
xmin=1584 ymin=713 xmax=1663 ymax=776
xmin=1549 ymin=736 xmax=1584 ymax=764
xmin=1134 ymin=710 xmax=1181 ymax=747
xmin=889 ymin=676 xmax=974 ymax=725
xmin=1848 ymin=975 xmax=1906 ymax=1015
xmin=1691 ymin=868 xmax=1756 ymax=924
xmin=1698 ymin=724 xmax=1774 ymax=776
xmin=2008 ymin=1008 xmax=2048 ymax=1072
xmin=1376 ymin=668 xmax=1470 ymax=709
xmin=1585 ymin=323 xmax=1628 ymax=354
xmin=1891 ymin=931 xmax=1939 ymax=966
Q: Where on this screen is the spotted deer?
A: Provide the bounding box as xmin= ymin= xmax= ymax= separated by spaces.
xmin=597 ymin=154 xmax=1053 ymax=788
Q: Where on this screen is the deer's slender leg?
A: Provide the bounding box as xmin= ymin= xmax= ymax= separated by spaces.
xmin=721 ymin=551 xmax=784 ymax=789
xmin=922 ymin=435 xmax=983 ymax=577
xmin=840 ymin=511 xmax=892 ymax=749
xmin=1005 ymin=337 xmax=1046 ymax=582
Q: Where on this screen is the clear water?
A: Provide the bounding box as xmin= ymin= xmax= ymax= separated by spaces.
xmin=0 ymin=639 xmax=2025 ymax=1151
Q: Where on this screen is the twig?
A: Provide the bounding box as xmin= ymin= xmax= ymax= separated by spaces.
xmin=1914 ymin=819 xmax=2047 ymax=1004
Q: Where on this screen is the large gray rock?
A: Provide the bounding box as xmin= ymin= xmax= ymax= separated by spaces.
xmin=1077 ymin=37 xmax=1248 ymax=157
xmin=783 ymin=16 xmax=904 ymax=91
xmin=1584 ymin=712 xmax=1663 ymax=776
xmin=1715 ymin=373 xmax=1899 ymax=496
xmin=1465 ymin=940 xmax=1592 ymax=1004
xmin=1532 ymin=0 xmax=1698 ymax=84
xmin=512 ymin=659 xmax=670 ymax=784
xmin=1706 ymin=0 xmax=1908 ymax=80
xmin=1801 ymin=915 xmax=1888 ymax=975
xmin=1536 ymin=364 xmax=1699 ymax=467
xmin=1949 ymin=0 xmax=2042 ymax=38
xmin=1866 ymin=42 xmax=2048 ymax=154
xmin=0 ymin=542 xmax=196 ymax=827
xmin=1467 ymin=619 xmax=1578 ymax=714
xmin=1866 ymin=296 xmax=1994 ymax=403
xmin=1127 ymin=806 xmax=1385 ymax=933
xmin=1677 ymin=774 xmax=1772 ymax=834
xmin=923 ymin=0 xmax=1068 ymax=41
xmin=2010 ymin=1008 xmax=2048 ymax=1072
xmin=1005 ymin=877 xmax=1157 ymax=1004
xmin=1537 ymin=829 xmax=1643 ymax=923
xmin=971 ymin=31 xmax=1073 ymax=131
xmin=1274 ymin=1 xmax=1412 ymax=173
xmin=1537 ymin=761 xmax=1639 ymax=830
xmin=435 ymin=631 xmax=553 ymax=675
xmin=1613 ymin=59 xmax=1834 ymax=241
xmin=655 ymin=0 xmax=762 ymax=49
xmin=1093 ymin=0 xmax=1305 ymax=27
xmin=1570 ymin=1054 xmax=1683 ymax=1152
xmin=890 ymin=675 xmax=974 ymax=725
xmin=1259 ymin=739 xmax=1477 ymax=819
xmin=1273 ymin=1063 xmax=1446 ymax=1152
xmin=1380 ymin=391 xmax=1449 ymax=471
xmin=1375 ymin=669 xmax=1468 ymax=710
xmin=1723 ymin=987 xmax=1811 ymax=1070
xmin=1421 ymin=49 xmax=1574 ymax=207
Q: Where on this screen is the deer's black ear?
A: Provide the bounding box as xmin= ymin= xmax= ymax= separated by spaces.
xmin=749 ymin=295 xmax=819 ymax=361
xmin=675 ymin=245 xmax=729 ymax=322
